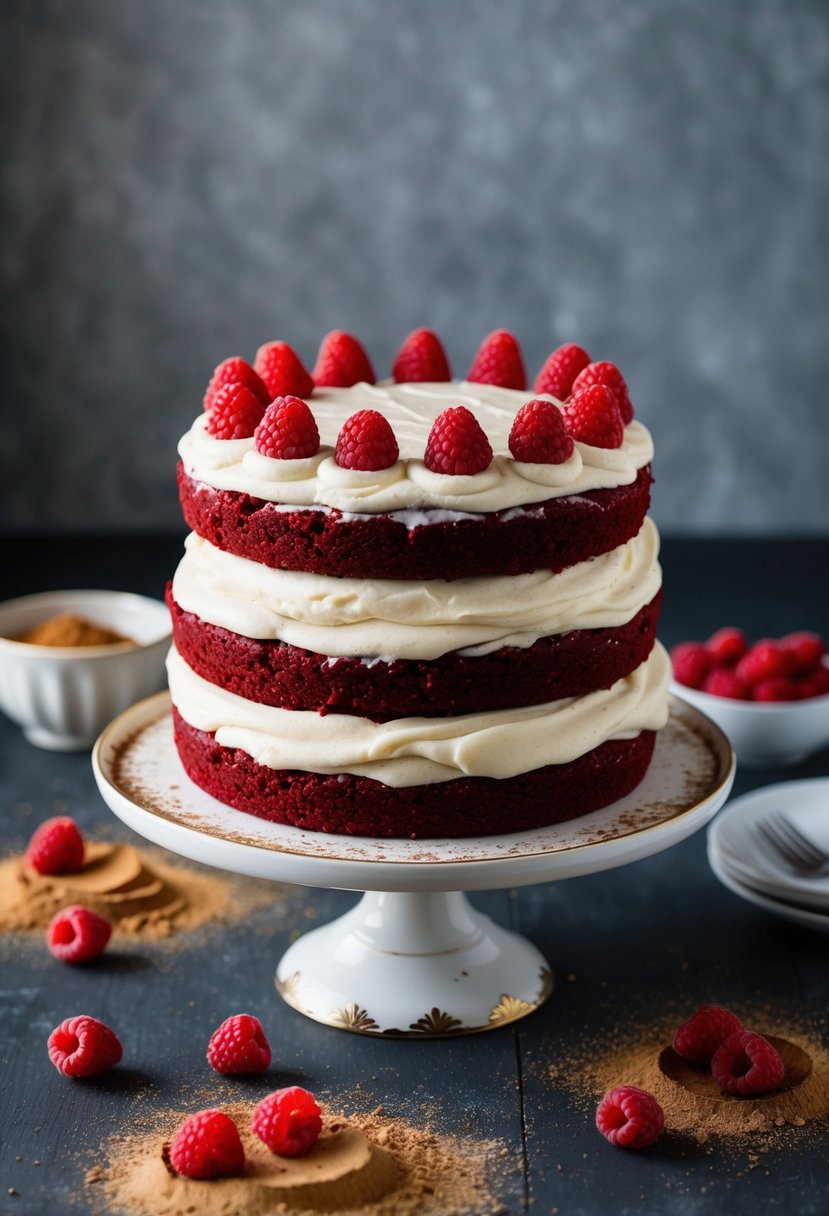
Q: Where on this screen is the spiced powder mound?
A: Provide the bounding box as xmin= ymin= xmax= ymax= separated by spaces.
xmin=0 ymin=841 xmax=287 ymax=940
xmin=92 ymin=1100 xmax=506 ymax=1216
xmin=548 ymin=1008 xmax=829 ymax=1146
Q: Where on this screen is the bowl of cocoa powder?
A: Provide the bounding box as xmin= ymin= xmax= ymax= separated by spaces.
xmin=0 ymin=589 xmax=170 ymax=750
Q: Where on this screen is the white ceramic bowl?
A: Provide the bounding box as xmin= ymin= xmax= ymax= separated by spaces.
xmin=669 ymin=676 xmax=829 ymax=769
xmin=0 ymin=590 xmax=170 ymax=751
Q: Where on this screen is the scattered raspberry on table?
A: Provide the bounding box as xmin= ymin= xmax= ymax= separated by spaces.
xmin=47 ymin=905 xmax=112 ymax=964
xmin=169 ymin=1109 xmax=246 ymax=1179
xmin=47 ymin=1015 xmax=122 ymax=1078
xmin=595 ymin=1085 xmax=665 ymax=1149
xmin=672 ymin=1003 xmax=743 ymax=1066
xmin=26 ymin=816 xmax=84 ymax=875
xmin=207 ymin=1013 xmax=272 ymax=1075
xmin=253 ymin=1086 xmax=323 ymax=1157
xmin=711 ymin=1030 xmax=786 ymax=1096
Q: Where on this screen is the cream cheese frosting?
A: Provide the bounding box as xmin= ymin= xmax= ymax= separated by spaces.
xmin=172 ymin=520 xmax=663 ymax=660
xmin=179 ymin=381 xmax=653 ymax=515
xmin=167 ymin=642 xmax=671 ymax=787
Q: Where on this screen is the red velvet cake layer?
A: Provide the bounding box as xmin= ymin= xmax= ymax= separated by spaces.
xmin=172 ymin=708 xmax=656 ymax=839
xmin=167 ymin=586 xmax=662 ymax=720
xmin=177 ymin=463 xmax=653 ymax=580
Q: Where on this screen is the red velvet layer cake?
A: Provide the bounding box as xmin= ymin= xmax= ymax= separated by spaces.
xmin=167 ymin=330 xmax=670 ymax=838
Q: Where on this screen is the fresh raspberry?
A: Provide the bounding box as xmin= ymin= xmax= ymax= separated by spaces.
xmin=206 ymin=382 xmax=266 ymax=440
xmin=672 ymin=1004 xmax=743 ymax=1066
xmin=754 ymin=677 xmax=799 ymax=703
xmin=703 ymin=668 xmax=750 ymax=700
xmin=595 ymin=1086 xmax=664 ymax=1149
xmin=47 ymin=1015 xmax=122 ymax=1077
xmin=207 ymin=1013 xmax=271 ymax=1075
xmin=253 ymin=1087 xmax=322 ymax=1157
xmin=26 ymin=817 xmax=84 ymax=876
xmin=335 ymin=410 xmax=399 ymax=471
xmin=312 ymin=330 xmax=375 ymax=387
xmin=47 ymin=906 xmax=111 ymax=963
xmin=670 ymin=642 xmax=712 ymax=691
xmin=570 ymin=360 xmax=634 ymax=424
xmin=780 ymin=631 xmax=827 ymax=676
xmin=735 ymin=640 xmax=787 ymax=688
xmin=203 ymin=358 xmax=269 ymax=413
xmin=424 ymin=406 xmax=493 ymax=476
xmin=508 ymin=399 xmax=574 ymax=464
xmin=706 ymin=627 xmax=749 ymax=667
xmin=562 ymin=385 xmax=624 ymax=449
xmin=254 ymin=396 xmax=320 ymax=460
xmin=711 ymin=1030 xmax=785 ymax=1096
xmin=254 ymin=340 xmax=315 ymax=400
xmin=169 ymin=1109 xmax=245 ymax=1179
xmin=392 ymin=328 xmax=451 ymax=382
xmin=796 ymin=666 xmax=829 ymax=700
xmin=466 ymin=329 xmax=527 ymax=390
xmin=533 ymin=343 xmax=591 ymax=399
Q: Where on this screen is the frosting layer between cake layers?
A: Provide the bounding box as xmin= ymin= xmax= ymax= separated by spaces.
xmin=167 ymin=642 xmax=670 ymax=788
xmin=172 ymin=518 xmax=662 ymax=660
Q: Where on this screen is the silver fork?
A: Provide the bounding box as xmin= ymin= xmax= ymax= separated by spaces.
xmin=756 ymin=812 xmax=829 ymax=876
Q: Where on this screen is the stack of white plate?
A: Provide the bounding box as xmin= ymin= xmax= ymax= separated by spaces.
xmin=707 ymin=778 xmax=829 ymax=933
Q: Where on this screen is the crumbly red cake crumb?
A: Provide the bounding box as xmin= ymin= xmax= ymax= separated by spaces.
xmin=167 ymin=587 xmax=661 ymax=720
xmin=171 ymin=708 xmax=656 ymax=839
xmin=177 ymin=463 xmax=653 ymax=581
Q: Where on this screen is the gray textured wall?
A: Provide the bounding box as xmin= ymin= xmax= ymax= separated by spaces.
xmin=1 ymin=0 xmax=828 ymax=535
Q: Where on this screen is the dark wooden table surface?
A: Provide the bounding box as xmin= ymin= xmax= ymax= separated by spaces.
xmin=1 ymin=534 xmax=828 ymax=1216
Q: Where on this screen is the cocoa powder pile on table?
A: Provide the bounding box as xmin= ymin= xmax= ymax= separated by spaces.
xmin=549 ymin=1010 xmax=829 ymax=1145
xmin=0 ymin=841 xmax=285 ymax=940
xmin=92 ymin=1101 xmax=506 ymax=1216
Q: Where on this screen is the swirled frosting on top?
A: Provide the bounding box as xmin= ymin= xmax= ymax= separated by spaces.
xmin=179 ymin=381 xmax=653 ymax=515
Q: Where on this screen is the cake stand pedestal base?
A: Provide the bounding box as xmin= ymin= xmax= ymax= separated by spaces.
xmin=92 ymin=693 xmax=735 ymax=1040
xmin=275 ymin=890 xmax=552 ymax=1037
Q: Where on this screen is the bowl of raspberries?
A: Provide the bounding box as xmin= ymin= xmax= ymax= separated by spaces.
xmin=670 ymin=629 xmax=829 ymax=769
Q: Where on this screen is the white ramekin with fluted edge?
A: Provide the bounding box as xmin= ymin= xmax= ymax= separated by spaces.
xmin=0 ymin=590 xmax=170 ymax=750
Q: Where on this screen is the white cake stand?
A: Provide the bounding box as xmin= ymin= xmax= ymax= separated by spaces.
xmin=92 ymin=693 xmax=734 ymax=1038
